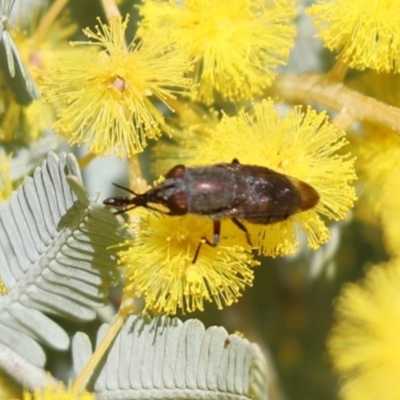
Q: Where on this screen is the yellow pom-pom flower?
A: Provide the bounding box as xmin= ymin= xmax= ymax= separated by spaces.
xmin=380 ymin=164 xmax=400 ymax=257
xmin=307 ymin=0 xmax=400 ymax=72
xmin=0 ymin=151 xmax=11 ymax=295
xmin=353 ymin=126 xmax=400 ymax=224
xmin=0 ymin=151 xmax=12 ymax=203
xmin=43 ymin=15 xmax=192 ymax=158
xmin=138 ymin=0 xmax=296 ymax=103
xmin=0 ymin=16 xmax=74 ymax=142
xmin=0 ymin=90 xmax=53 ymax=143
xmin=350 ymin=125 xmax=400 ymax=257
xmin=151 ymin=101 xmax=218 ymax=175
xmin=0 ymin=150 xmax=11 ymax=294
xmin=328 ymin=260 xmax=400 ymax=400
xmin=119 ymin=211 xmax=259 ymax=315
xmin=195 ymin=99 xmax=357 ymax=256
xmin=0 ymin=369 xmax=20 ymax=398
xmin=23 ymin=382 xmax=95 ymax=400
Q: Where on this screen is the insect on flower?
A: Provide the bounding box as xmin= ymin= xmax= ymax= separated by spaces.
xmin=104 ymin=159 xmax=320 ymax=262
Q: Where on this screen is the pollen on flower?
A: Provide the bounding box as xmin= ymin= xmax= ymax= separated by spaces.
xmin=23 ymin=382 xmax=95 ymax=400
xmin=194 ymin=99 xmax=357 ymax=256
xmin=379 ymin=164 xmax=400 ymax=258
xmin=307 ymin=0 xmax=400 ymax=72
xmin=0 ymin=17 xmax=69 ymax=142
xmin=353 ymin=126 xmax=400 ymax=224
xmin=0 ymin=152 xmax=13 ymax=202
xmin=43 ymin=15 xmax=192 ymax=158
xmin=119 ymin=211 xmax=259 ymax=315
xmin=0 ymin=91 xmax=53 ymax=143
xmin=138 ymin=0 xmax=296 ymax=103
xmin=151 ymin=101 xmax=218 ymax=175
xmin=0 ymin=280 xmax=7 ymax=295
xmin=327 ymin=260 xmax=400 ymax=399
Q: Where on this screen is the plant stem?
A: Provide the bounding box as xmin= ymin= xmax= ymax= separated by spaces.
xmin=32 ymin=0 xmax=69 ymax=45
xmin=272 ymin=73 xmax=400 ymax=133
xmin=101 ymin=0 xmax=122 ymax=19
xmin=71 ymin=9 xmax=147 ymax=391
xmin=128 ymin=153 xmax=148 ymax=193
xmin=78 ymin=152 xmax=96 ymax=170
xmin=71 ymin=295 xmax=138 ymax=395
xmin=327 ymin=59 xmax=348 ymax=82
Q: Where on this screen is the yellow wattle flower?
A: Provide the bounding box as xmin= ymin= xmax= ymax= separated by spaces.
xmin=0 ymin=16 xmax=73 ymax=142
xmin=328 ymin=260 xmax=400 ymax=399
xmin=151 ymin=101 xmax=218 ymax=175
xmin=43 ymin=15 xmax=192 ymax=158
xmin=195 ymin=99 xmax=357 ymax=256
xmin=353 ymin=126 xmax=400 ymax=224
xmin=380 ymin=163 xmax=400 ymax=258
xmin=119 ymin=211 xmax=259 ymax=315
xmin=0 ymin=151 xmax=13 ymax=203
xmin=139 ymin=0 xmax=296 ymax=103
xmin=23 ymin=382 xmax=95 ymax=400
xmin=307 ymin=0 xmax=400 ymax=72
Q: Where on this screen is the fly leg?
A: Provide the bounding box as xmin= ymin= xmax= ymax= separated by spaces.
xmin=192 ymin=220 xmax=221 ymax=263
xmin=231 ymin=218 xmax=253 ymax=246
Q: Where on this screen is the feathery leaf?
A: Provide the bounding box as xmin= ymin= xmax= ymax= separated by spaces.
xmin=0 ymin=152 xmax=128 ymax=366
xmin=73 ymin=315 xmax=269 ymax=400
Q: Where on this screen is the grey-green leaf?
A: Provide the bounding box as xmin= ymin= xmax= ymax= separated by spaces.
xmin=75 ymin=315 xmax=269 ymax=400
xmin=72 ymin=331 xmax=93 ymax=377
xmin=0 ymin=152 xmax=128 ymax=366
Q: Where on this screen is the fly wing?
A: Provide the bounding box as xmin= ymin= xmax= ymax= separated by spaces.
xmin=210 ymin=164 xmax=319 ymax=225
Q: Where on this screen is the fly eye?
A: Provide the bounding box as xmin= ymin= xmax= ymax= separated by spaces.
xmin=167 ymin=192 xmax=188 ymax=215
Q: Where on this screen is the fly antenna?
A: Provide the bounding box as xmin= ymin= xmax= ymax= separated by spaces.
xmin=112 ymin=183 xmax=139 ymax=196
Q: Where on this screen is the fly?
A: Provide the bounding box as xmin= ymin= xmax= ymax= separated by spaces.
xmin=104 ymin=159 xmax=320 ymax=262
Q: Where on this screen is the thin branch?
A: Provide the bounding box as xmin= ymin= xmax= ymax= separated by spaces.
xmin=327 ymin=59 xmax=349 ymax=82
xmin=31 ymin=0 xmax=69 ymax=45
xmin=71 ymin=296 xmax=139 ymax=395
xmin=331 ymin=108 xmax=356 ymax=130
xmin=100 ymin=0 xmax=121 ymax=20
xmin=72 ymin=312 xmax=124 ymax=394
xmin=78 ymin=152 xmax=97 ymax=170
xmin=128 ymin=155 xmax=149 ymax=193
xmin=272 ymin=73 xmax=400 ymax=134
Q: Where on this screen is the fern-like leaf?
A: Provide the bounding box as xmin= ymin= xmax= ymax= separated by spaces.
xmin=0 ymin=152 xmax=127 ymax=366
xmin=73 ymin=315 xmax=269 ymax=400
